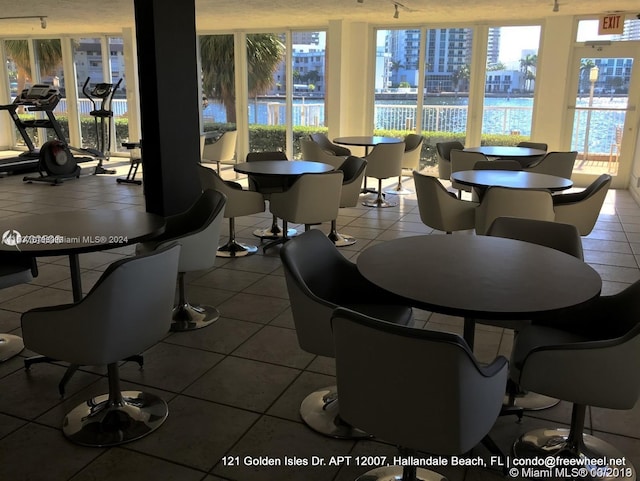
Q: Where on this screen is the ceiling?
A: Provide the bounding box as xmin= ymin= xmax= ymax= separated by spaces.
xmin=0 ymin=0 xmax=638 ymax=36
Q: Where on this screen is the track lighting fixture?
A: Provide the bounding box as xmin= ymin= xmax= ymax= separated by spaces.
xmin=393 ymin=3 xmax=399 ymax=18
xmin=0 ymin=15 xmax=48 ymax=29
xmin=552 ymin=0 xmax=559 ymax=12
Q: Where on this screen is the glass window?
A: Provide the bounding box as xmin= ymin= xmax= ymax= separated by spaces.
xmin=577 ymin=17 xmax=640 ymax=42
xmin=245 ymin=33 xmax=286 ymax=153
xmin=481 ymin=26 xmax=541 ymax=143
xmin=291 ymin=31 xmax=326 ymax=158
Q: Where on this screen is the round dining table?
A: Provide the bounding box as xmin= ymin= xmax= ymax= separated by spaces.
xmin=333 ymin=136 xmax=402 ymax=155
xmin=333 ymin=136 xmax=402 ymax=193
xmin=451 ymin=169 xmax=572 ymax=196
xmin=0 ymin=209 xmax=165 ymax=302
xmin=234 ymin=160 xmax=335 ymax=247
xmin=463 ymin=146 xmax=546 ymax=158
xmin=234 ymin=160 xmax=333 ymax=176
xmin=357 ymin=235 xmax=601 ymax=348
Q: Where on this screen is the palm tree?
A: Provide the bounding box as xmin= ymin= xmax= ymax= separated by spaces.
xmin=200 ymin=34 xmax=284 ymax=123
xmin=519 ymin=54 xmax=537 ymax=92
xmin=5 ymin=39 xmax=63 ymax=93
xmin=451 ymin=64 xmax=470 ymax=95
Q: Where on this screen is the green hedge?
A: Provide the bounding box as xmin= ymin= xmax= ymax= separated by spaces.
xmin=24 ymin=116 xmax=529 ymax=163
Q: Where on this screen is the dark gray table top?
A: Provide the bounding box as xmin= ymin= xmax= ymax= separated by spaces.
xmin=450 ymin=170 xmax=572 ymax=192
xmin=464 ymin=146 xmax=546 ymax=157
xmin=357 ymin=235 xmax=601 ymax=320
xmin=0 ymin=210 xmax=165 ymax=256
xmin=333 ymin=136 xmax=402 ymax=147
xmin=234 ymin=160 xmax=334 ymax=176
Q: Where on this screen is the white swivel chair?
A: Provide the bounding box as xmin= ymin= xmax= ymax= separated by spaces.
xmin=413 ymin=171 xmax=477 ymax=234
xmin=450 ymin=149 xmax=489 ymax=199
xmin=264 ymin=171 xmax=343 ymax=252
xmin=245 ymin=151 xmax=295 ymax=239
xmin=201 ymin=130 xmax=237 ymax=173
xmin=0 ymin=254 xmax=37 ymax=361
xmin=280 ymin=230 xmax=413 ymax=439
xmin=331 ymin=307 xmax=507 ymax=480
xmin=552 ymin=173 xmax=611 ymax=236
xmin=475 ymin=186 xmax=555 ymax=235
xmin=514 ymin=141 xmax=547 ymax=167
xmin=362 ymin=142 xmax=405 ymax=208
xmin=525 ymin=151 xmax=576 ymax=179
xmin=385 ymin=133 xmax=423 ymax=195
xmin=329 ymin=156 xmax=367 ymax=246
xmin=435 ymin=140 xmax=464 ymax=181
xmin=309 ymin=133 xmax=352 ymax=157
xmin=301 ymin=139 xmax=346 ymax=169
xmin=136 ymin=189 xmax=226 ymax=331
xmin=510 ymin=280 xmax=640 ymax=478
xmin=198 ymin=164 xmax=265 ymax=257
xmin=21 ymin=244 xmax=181 ymax=447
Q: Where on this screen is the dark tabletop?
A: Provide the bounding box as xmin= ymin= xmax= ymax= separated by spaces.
xmin=0 ymin=210 xmax=165 ymax=256
xmin=234 ymin=160 xmax=334 ymax=176
xmin=333 ymin=136 xmax=403 ymax=147
xmin=357 ymin=235 xmax=601 ymax=320
xmin=463 ymin=146 xmax=546 ymax=157
xmin=450 ymin=170 xmax=572 ymax=192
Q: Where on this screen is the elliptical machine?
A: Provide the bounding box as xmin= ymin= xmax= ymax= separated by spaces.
xmin=82 ymin=77 xmax=123 ymax=175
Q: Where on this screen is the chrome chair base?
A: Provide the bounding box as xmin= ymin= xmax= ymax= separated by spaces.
xmin=355 ymin=466 xmax=446 ymax=481
xmin=362 ymin=194 xmax=397 ymax=208
xmin=217 ymin=239 xmax=258 ymax=258
xmin=0 ymin=333 xmax=25 ymax=362
xmin=513 ymin=428 xmax=636 ymax=481
xmin=171 ymin=303 xmax=220 ymax=331
xmin=300 ymin=386 xmax=370 ymax=439
xmin=384 ymin=187 xmax=414 ymax=195
xmin=504 ymin=391 xmax=560 ymax=410
xmin=63 ymin=390 xmax=168 ymax=447
xmin=253 ymin=226 xmax=297 ymax=239
xmin=328 ymin=231 xmax=357 ymax=247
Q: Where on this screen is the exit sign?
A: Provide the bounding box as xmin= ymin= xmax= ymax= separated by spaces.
xmin=599 ymin=14 xmax=624 ymax=35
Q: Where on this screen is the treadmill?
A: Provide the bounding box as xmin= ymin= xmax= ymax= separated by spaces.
xmin=0 ymin=84 xmax=65 ymax=174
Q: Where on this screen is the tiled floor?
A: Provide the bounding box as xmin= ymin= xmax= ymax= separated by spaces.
xmin=0 ymin=161 xmax=639 ymax=481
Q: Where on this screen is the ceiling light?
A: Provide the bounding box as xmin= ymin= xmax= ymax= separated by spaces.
xmin=552 ymin=0 xmax=559 ymax=12
xmin=393 ymin=3 xmax=399 ymax=18
xmin=0 ymin=15 xmax=48 ymax=29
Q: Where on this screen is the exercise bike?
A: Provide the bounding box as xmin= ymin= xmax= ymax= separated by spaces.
xmin=82 ymin=77 xmax=123 ymax=175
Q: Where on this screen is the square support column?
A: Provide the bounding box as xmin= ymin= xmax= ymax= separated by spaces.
xmin=134 ymin=0 xmax=202 ymax=216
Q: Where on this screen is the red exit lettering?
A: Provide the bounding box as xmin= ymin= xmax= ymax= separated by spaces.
xmin=599 ymin=15 xmax=623 ymax=35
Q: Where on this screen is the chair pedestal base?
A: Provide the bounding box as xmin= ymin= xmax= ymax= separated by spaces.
xmin=355 ymin=466 xmax=446 ymax=481
xmin=300 ymin=386 xmax=370 ymax=439
xmin=0 ymin=333 xmax=24 ymax=361
xmin=513 ymin=428 xmax=636 ymax=481
xmin=171 ymin=303 xmax=220 ymax=331
xmin=384 ymin=187 xmax=414 ymax=196
xmin=328 ymin=231 xmax=357 ymax=247
xmin=63 ymin=390 xmax=168 ymax=447
xmin=504 ymin=391 xmax=560 ymax=411
xmin=217 ymin=239 xmax=258 ymax=258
